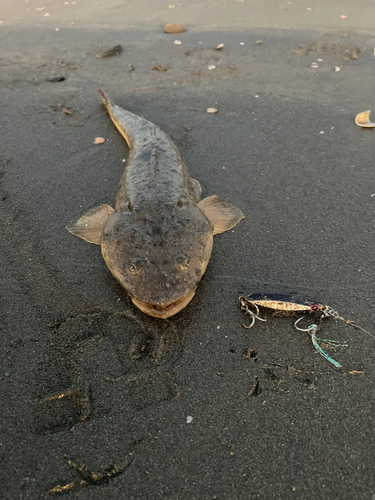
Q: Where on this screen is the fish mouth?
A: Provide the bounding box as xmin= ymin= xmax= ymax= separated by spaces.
xmin=131 ymin=290 xmax=196 ymax=319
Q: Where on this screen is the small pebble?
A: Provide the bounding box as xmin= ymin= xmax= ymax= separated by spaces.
xmin=207 ymin=108 xmax=218 ymax=113
xmin=96 ymin=45 xmax=122 ymax=58
xmin=164 ymin=23 xmax=184 ymax=34
xmin=311 ymin=62 xmax=318 ymax=68
xmin=240 ymin=42 xmax=245 ymax=45
xmin=44 ymin=12 xmax=50 ymax=16
xmin=215 ymin=43 xmax=224 ymax=50
xmin=334 ymin=66 xmax=341 ymax=71
xmin=320 ymin=131 xmax=324 ymax=134
xmin=152 ymin=65 xmax=167 ymax=71
xmin=94 ymin=137 xmax=105 ymax=144
xmin=255 ymin=40 xmax=262 ymax=44
xmin=186 ymin=416 xmax=193 ymax=423
xmin=174 ymin=40 xmax=182 ymax=45
xmin=208 ymin=65 xmax=216 ymax=70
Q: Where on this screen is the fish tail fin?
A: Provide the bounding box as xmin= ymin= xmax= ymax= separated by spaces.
xmin=98 ymin=89 xmax=110 ymax=109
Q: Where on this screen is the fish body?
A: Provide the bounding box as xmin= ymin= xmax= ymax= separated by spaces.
xmin=67 ymin=91 xmax=244 ymax=318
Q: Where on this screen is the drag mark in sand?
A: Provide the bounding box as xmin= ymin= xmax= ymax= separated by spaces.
xmin=45 ymin=455 xmax=134 ymax=496
xmin=41 ymin=387 xmax=92 ymax=422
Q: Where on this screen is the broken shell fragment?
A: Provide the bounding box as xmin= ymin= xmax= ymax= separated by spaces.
xmin=207 ymin=108 xmax=218 ymax=113
xmin=208 ymin=65 xmax=216 ymax=70
xmin=215 ymin=43 xmax=224 ymax=50
xmin=174 ymin=40 xmax=182 ymax=45
xmin=334 ymin=66 xmax=341 ymax=71
xmin=94 ymin=137 xmax=105 ymax=144
xmin=164 ymin=23 xmax=185 ymax=34
xmin=355 ymin=110 xmax=375 ymax=128
xmin=311 ymin=62 xmax=318 ymax=68
xmin=255 ymin=40 xmax=262 ymax=44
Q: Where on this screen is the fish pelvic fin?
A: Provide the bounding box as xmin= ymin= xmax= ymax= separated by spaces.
xmin=198 ymin=195 xmax=244 ymax=235
xmin=66 ymin=204 xmax=114 ymax=245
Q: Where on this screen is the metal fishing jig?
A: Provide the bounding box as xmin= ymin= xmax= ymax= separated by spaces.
xmin=294 ymin=317 xmax=342 ymax=368
xmin=239 ymin=294 xmax=322 ymax=329
xmin=239 ymin=293 xmax=373 ymax=337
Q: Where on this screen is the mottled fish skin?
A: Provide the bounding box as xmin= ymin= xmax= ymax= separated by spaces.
xmin=67 ymin=91 xmax=244 ymax=318
xmin=101 ymin=92 xmax=197 ymax=212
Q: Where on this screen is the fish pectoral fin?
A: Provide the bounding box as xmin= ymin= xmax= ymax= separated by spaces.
xmin=66 ymin=204 xmax=114 ymax=245
xmin=198 ymin=195 xmax=244 ymax=235
xmin=190 ymin=177 xmax=203 ymax=202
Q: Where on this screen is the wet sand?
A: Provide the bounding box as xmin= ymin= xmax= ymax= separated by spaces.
xmin=0 ymin=1 xmax=374 ymax=499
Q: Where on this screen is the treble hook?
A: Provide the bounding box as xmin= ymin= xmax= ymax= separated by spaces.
xmin=294 ymin=317 xmax=342 ymax=369
xmin=239 ymin=297 xmax=267 ymax=329
xmin=294 ymin=317 xmax=317 ymax=333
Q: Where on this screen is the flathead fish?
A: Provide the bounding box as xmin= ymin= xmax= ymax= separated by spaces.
xmin=67 ymin=91 xmax=244 ymax=318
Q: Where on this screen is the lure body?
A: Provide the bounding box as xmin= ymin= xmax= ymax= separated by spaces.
xmin=244 ymin=293 xmax=326 ymax=314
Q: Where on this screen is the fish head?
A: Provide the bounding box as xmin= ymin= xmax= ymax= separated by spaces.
xmin=101 ymin=203 xmax=213 ymax=318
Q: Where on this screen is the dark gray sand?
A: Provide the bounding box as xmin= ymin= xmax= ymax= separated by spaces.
xmin=1 ymin=2 xmax=374 ymax=498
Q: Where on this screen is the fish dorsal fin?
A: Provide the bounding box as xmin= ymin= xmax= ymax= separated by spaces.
xmin=66 ymin=204 xmax=114 ymax=245
xmin=197 ymin=195 xmax=244 ymax=235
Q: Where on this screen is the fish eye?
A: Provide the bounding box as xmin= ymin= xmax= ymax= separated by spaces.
xmin=129 ymin=258 xmax=146 ymax=275
xmin=176 ymin=256 xmax=190 ymax=271
xmin=129 ymin=264 xmax=140 ymax=274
